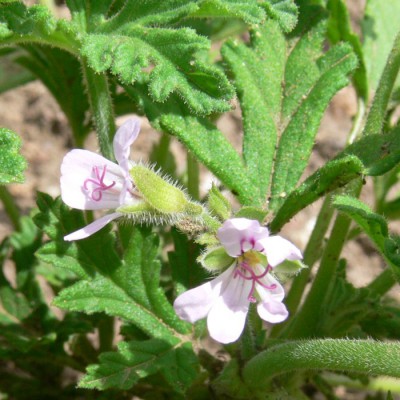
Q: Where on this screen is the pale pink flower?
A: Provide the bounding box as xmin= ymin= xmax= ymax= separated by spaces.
xmin=173 ymin=218 xmax=302 ymax=344
xmin=61 ymin=119 xmax=141 ymax=241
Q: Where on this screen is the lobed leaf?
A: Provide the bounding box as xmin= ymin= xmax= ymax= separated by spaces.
xmin=262 ymin=0 xmax=298 ymax=33
xmin=0 ymin=2 xmax=77 ymax=53
xmin=222 ymin=6 xmax=357 ymax=209
xmin=34 ymin=194 xmax=190 ymax=342
xmin=79 ymin=339 xmax=198 ymax=393
xmin=0 ymin=128 xmax=26 ymax=184
xmin=188 ymin=0 xmax=266 ymax=25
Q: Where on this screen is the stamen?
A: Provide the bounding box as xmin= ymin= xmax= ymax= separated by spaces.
xmin=234 ymin=262 xmax=276 ymax=302
xmin=83 ymin=165 xmax=116 ymax=201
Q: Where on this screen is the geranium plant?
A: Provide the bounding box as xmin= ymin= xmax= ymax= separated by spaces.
xmin=1 ymin=0 xmax=400 ymax=399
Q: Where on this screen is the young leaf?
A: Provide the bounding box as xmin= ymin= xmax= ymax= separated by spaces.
xmin=79 ymin=339 xmax=199 ymax=393
xmin=34 ymin=194 xmax=190 ymax=342
xmin=222 ymin=6 xmax=357 ymax=210
xmin=0 ymin=128 xmax=26 ymax=184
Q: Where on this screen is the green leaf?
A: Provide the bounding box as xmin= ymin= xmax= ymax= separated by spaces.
xmin=338 ymin=125 xmax=400 ymax=176
xmin=332 ymin=195 xmax=400 ymax=281
xmin=270 ymin=156 xmax=364 ymax=232
xmin=362 ymin=0 xmax=400 ymax=91
xmin=262 ymin=0 xmax=298 ymax=33
xmin=159 ymin=114 xmax=257 ymax=206
xmin=0 ymin=128 xmax=26 ymax=184
xmin=188 ymin=0 xmax=266 ymax=25
xmin=34 ymin=194 xmax=190 ymax=341
xmin=234 ymin=206 xmax=268 ymax=223
xmin=222 ymin=6 xmax=357 ymax=209
xmin=79 ymin=2 xmax=234 ymax=115
xmin=124 ymin=82 xmax=257 ymax=205
xmin=79 ymin=339 xmax=199 ymax=393
xmin=327 ymin=0 xmax=368 ymax=99
xmin=0 ymin=3 xmax=77 ymax=53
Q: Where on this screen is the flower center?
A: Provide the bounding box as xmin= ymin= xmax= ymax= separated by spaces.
xmin=83 ymin=165 xmax=116 ymax=201
xmin=234 ymin=251 xmax=276 ymax=303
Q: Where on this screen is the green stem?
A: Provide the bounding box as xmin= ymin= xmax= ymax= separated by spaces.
xmin=347 ymin=98 xmax=365 ymax=144
xmin=187 ymin=151 xmax=200 ymax=201
xmin=0 ymin=186 xmax=21 ymax=231
xmin=243 ymin=339 xmax=400 ymax=391
xmin=284 ymin=181 xmax=361 ymax=339
xmin=367 ymin=268 xmax=396 ymax=296
xmin=270 ymin=196 xmax=334 ymax=338
xmin=82 ymin=62 xmax=115 ymax=160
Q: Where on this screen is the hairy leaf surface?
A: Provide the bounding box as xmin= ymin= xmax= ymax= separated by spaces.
xmin=222 ymin=6 xmax=357 ymax=209
xmin=79 ymin=339 xmax=198 ymax=393
xmin=34 ymin=194 xmax=190 ymax=342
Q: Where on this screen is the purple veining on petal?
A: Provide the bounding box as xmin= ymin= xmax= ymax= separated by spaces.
xmin=234 ymin=262 xmax=276 ymax=303
xmin=83 ymin=165 xmax=116 ymax=201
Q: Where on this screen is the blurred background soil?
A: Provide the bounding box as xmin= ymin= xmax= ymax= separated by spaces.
xmin=0 ymin=1 xmax=398 ymax=398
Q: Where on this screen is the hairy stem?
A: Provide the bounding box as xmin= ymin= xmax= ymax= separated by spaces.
xmin=243 ymin=339 xmax=400 ymax=391
xmin=82 ymin=63 xmax=115 ymax=160
xmin=187 ymin=151 xmax=200 ymax=201
xmin=284 ymin=181 xmax=361 ymax=339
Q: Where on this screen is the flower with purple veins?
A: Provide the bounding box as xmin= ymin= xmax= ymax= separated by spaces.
xmin=173 ymin=218 xmax=302 ymax=344
xmin=60 ymin=118 xmax=142 ymax=241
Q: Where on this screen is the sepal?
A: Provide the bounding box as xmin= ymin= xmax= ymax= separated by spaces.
xmin=274 ymin=259 xmax=307 ymax=282
xmin=198 ymin=246 xmax=234 ymax=272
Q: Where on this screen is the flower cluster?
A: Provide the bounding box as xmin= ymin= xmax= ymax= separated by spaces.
xmin=60 ymin=119 xmax=141 ymax=240
xmin=174 ymin=218 xmax=302 ymax=344
xmin=60 ymin=120 xmax=302 ymax=344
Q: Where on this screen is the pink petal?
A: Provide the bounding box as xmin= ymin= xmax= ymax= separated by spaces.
xmin=113 ymin=118 xmax=140 ymax=173
xmin=217 ymin=218 xmax=269 ymax=257
xmin=61 ymin=149 xmax=125 ymax=210
xmin=64 ymin=212 xmax=121 ymax=241
xmin=173 ymin=265 xmax=234 ymax=324
xmin=207 ymin=268 xmax=251 ymax=343
xmin=255 ymin=273 xmax=285 ymax=302
xmin=257 ymin=299 xmax=288 ymax=323
xmin=259 ymin=236 xmax=302 ymax=267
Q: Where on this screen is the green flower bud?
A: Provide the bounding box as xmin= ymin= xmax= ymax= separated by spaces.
xmin=130 ymin=165 xmax=191 ymax=214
